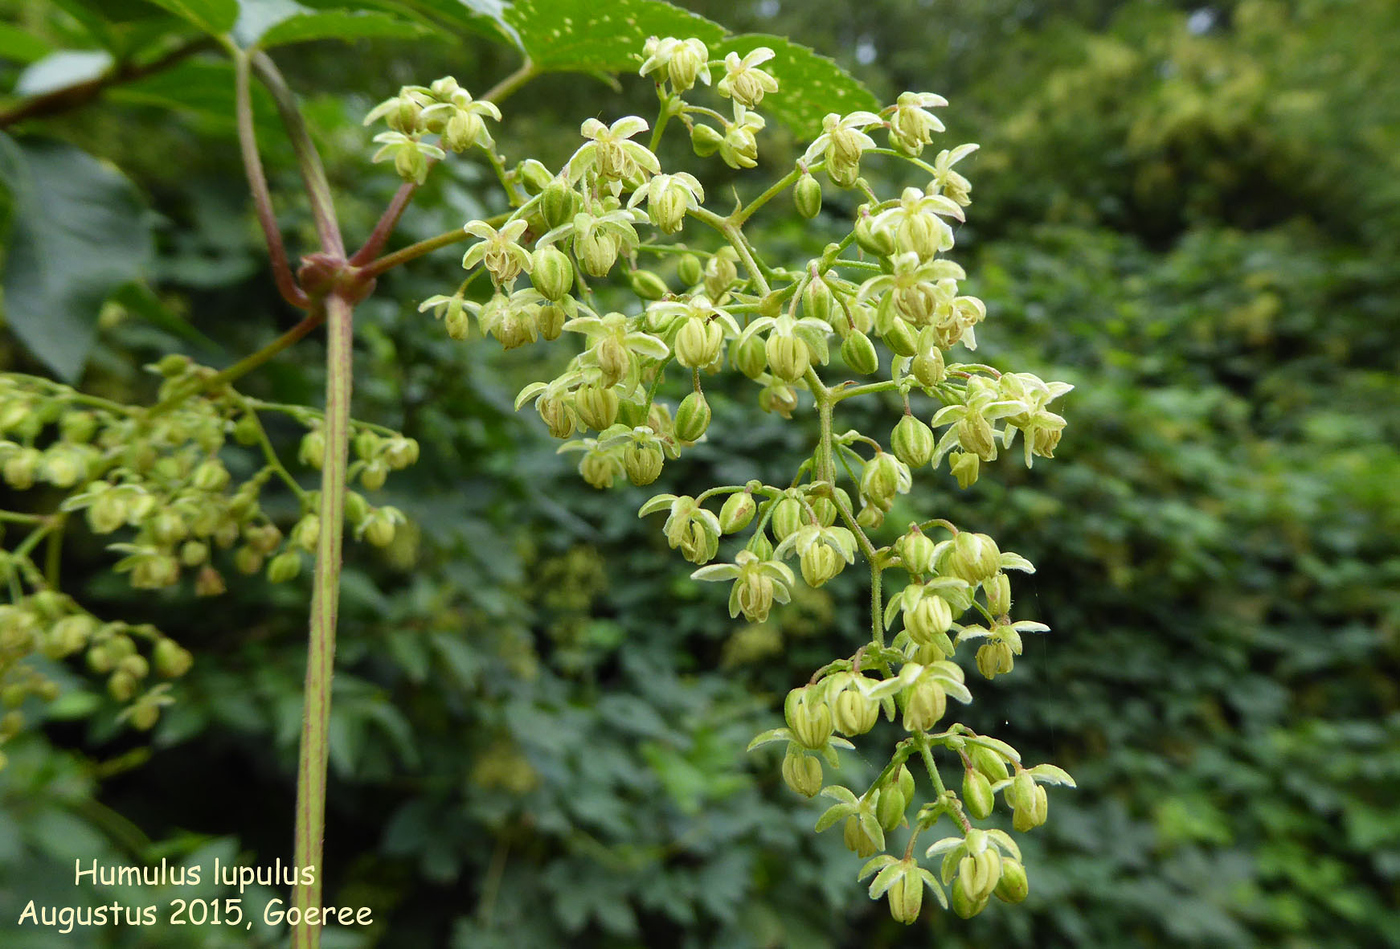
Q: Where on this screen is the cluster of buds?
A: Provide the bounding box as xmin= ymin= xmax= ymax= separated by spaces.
xmin=0 ymin=361 xmax=418 ymax=744
xmin=0 ymin=589 xmax=190 ymax=763
xmin=365 ymin=76 xmax=501 ymax=182
xmin=377 ymin=36 xmax=1077 ymax=924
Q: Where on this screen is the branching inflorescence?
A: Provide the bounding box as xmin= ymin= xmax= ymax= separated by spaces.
xmin=362 ymin=36 xmax=1076 ymax=922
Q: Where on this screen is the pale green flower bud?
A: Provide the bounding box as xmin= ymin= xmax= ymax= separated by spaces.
xmin=44 ymin=614 xmax=95 ymax=659
xmin=995 ymin=858 xmax=1030 ymax=903
xmin=911 ymin=348 xmax=946 ymax=389
xmin=517 ymin=158 xmax=552 ymax=193
xmin=382 ymin=437 xmax=420 ymax=470
xmin=899 ymin=531 xmax=937 ymax=576
xmin=192 ymin=460 xmax=229 ymax=492
xmin=800 ymin=544 xmax=844 ymax=587
xmin=1012 ymin=783 xmax=1049 ymax=832
xmin=946 ymin=531 xmax=1000 ymax=583
xmin=362 ymin=509 xmax=398 ymax=547
xmin=677 ymin=254 xmax=703 ymax=286
xmin=267 ymin=550 xmax=302 ymax=583
xmin=703 ymin=249 xmax=739 ymax=299
xmin=675 ymin=318 xmax=724 ymax=369
xmin=674 ymin=391 xmax=711 ymax=442
xmin=951 ymin=874 xmax=989 ymax=918
xmin=881 ymin=314 xmax=918 ymax=357
xmin=833 ymin=686 xmax=879 ymax=736
xmin=760 ymin=384 xmax=799 ymax=418
xmin=541 ymin=179 xmax=579 ymax=230
xmin=986 ymin=572 xmax=1011 ymax=615
xmin=732 ymin=334 xmax=767 ymax=378
xmin=108 ymin=670 xmax=138 ymax=703
xmin=855 ymin=211 xmax=896 ymax=257
xmin=579 ymin=448 xmax=623 ymax=489
xmin=906 ymin=593 xmax=952 ymax=647
xmin=234 ymin=546 xmax=263 ymax=576
xmin=770 ymin=497 xmax=803 ymax=541
xmin=840 ymin=330 xmax=879 ymax=375
xmin=154 ymin=638 xmax=193 ymax=677
xmin=574 ymin=385 xmax=619 ymax=432
xmin=860 ymin=452 xmax=909 ymax=511
xmin=765 ymin=334 xmax=811 ymax=384
xmin=885 ymin=860 xmax=925 ymax=924
xmin=902 ymin=678 xmax=946 ymax=731
xmin=785 ymin=686 xmax=833 ymax=750
xmin=59 ymin=411 xmax=97 ymax=444
xmin=877 ymin=781 xmax=907 ymax=831
xmin=623 ymin=442 xmax=663 ymax=486
xmin=87 ymin=488 xmax=128 ymax=535
xmin=891 ymin=415 xmax=935 ymax=468
xmin=117 ymin=654 xmax=149 ymax=680
xmin=3 ymin=448 xmax=40 ymax=489
xmin=801 ymin=277 xmax=834 ymax=325
xmin=794 ymin=173 xmax=822 ymax=219
xmin=577 ymin=228 xmax=621 ymax=278
xmin=593 ymin=335 xmax=630 ymax=387
xmin=844 ymin=815 xmax=880 ymax=858
xmin=950 ymin=450 xmax=979 ymax=489
xmin=782 ymin=746 xmax=823 ymax=797
xmin=976 ymin=640 xmax=1014 ymax=678
xmin=969 ymin=745 xmax=1009 ymax=783
xmin=719 ymin=493 xmax=756 ymax=533
xmin=963 ymin=768 xmax=995 ymax=820
xmin=527 ymin=246 xmax=572 ymax=302
xmin=690 ymin=123 xmax=723 ymax=157
xmin=958 ymin=413 xmax=997 ymax=461
xmin=360 ymin=460 xmax=389 ymax=491
xmin=628 ymin=269 xmax=669 ymax=300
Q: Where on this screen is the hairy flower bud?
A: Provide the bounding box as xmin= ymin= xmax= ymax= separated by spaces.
xmin=674 ymin=391 xmax=711 ymax=442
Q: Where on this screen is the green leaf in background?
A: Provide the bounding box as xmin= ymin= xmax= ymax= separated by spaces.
xmin=503 ymin=0 xmax=725 ymax=73
xmin=233 ymin=0 xmax=432 ymax=49
xmin=0 ymin=23 xmax=54 ymax=64
xmin=0 ymin=134 xmax=154 ymax=381
xmin=378 ymin=0 xmax=519 ymax=49
xmin=109 ymin=57 xmax=282 ymax=136
xmin=715 ymin=33 xmax=881 ymax=141
xmin=140 ymin=0 xmax=239 ymax=36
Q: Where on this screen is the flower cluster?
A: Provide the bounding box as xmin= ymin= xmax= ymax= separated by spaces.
xmin=376 ymin=36 xmax=1075 ymax=924
xmin=0 ymin=362 xmax=418 ymax=746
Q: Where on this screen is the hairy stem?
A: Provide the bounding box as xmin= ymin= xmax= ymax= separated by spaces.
xmin=290 ymin=293 xmax=354 ymax=949
xmin=235 ymin=51 xmax=308 ymax=309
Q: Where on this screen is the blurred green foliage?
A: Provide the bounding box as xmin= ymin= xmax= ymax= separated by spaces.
xmin=0 ymin=1 xmax=1397 ymax=947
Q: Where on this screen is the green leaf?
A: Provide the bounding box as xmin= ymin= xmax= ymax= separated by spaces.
xmin=141 ymin=0 xmax=239 ymax=36
xmin=259 ymin=10 xmax=430 ymax=47
xmin=385 ymin=0 xmax=518 ymax=48
xmin=0 ymin=23 xmax=54 ymax=64
xmin=503 ymin=0 xmax=725 ymax=73
xmin=233 ymin=0 xmax=433 ymax=49
xmin=109 ymin=58 xmax=282 ymax=136
xmin=714 ymin=34 xmax=881 ymax=141
xmin=0 ymin=134 xmax=153 ymax=381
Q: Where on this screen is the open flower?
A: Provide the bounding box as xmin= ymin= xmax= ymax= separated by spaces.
xmin=566 ymin=116 xmax=660 ymax=185
xmin=717 ymin=47 xmax=779 ymax=107
xmin=461 ymin=219 xmax=532 ymax=287
xmin=887 ymin=91 xmax=947 ymax=156
xmin=370 ymin=132 xmax=445 ymax=184
xmin=639 ymin=36 xmax=711 ymax=92
xmin=627 ymin=172 xmax=704 ymax=232
xmin=691 ymin=549 xmax=796 ymax=622
xmin=801 ymin=111 xmax=883 ymax=187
